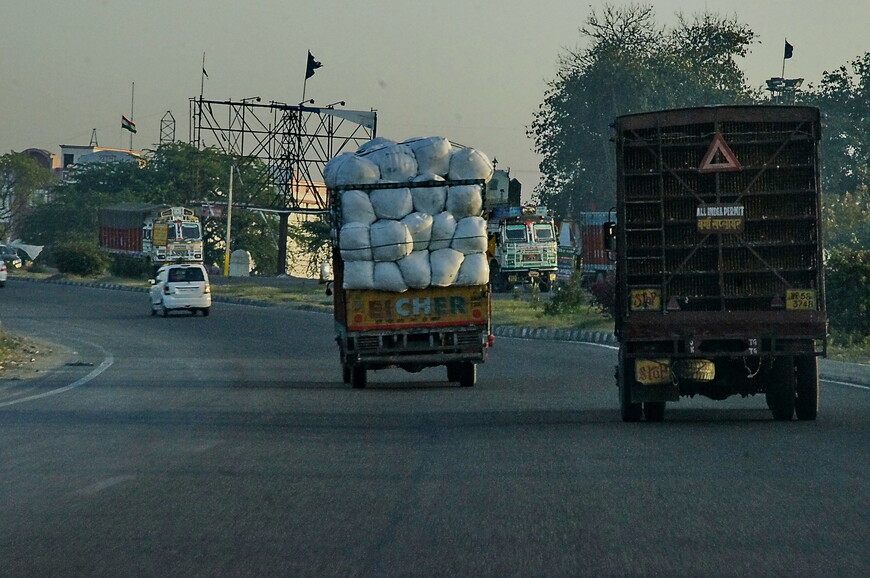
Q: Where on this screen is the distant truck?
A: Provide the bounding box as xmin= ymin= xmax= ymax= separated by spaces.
xmin=330 ymin=179 xmax=493 ymax=389
xmin=558 ymin=212 xmax=615 ymax=285
xmin=610 ymin=105 xmax=827 ymax=422
xmin=484 ymin=170 xmax=558 ymax=292
xmin=99 ymin=204 xmax=204 ymax=273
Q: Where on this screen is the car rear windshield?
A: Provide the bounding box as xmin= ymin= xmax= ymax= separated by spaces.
xmin=168 ymin=268 xmax=205 ymax=282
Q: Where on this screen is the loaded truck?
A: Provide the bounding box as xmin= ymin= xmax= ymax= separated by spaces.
xmin=610 ymin=105 xmax=827 ymax=422
xmin=572 ymin=212 xmax=616 ymax=285
xmin=99 ymin=203 xmax=203 ymax=273
xmin=330 ymin=179 xmax=493 ymax=389
xmin=484 ymin=170 xmax=558 ymax=292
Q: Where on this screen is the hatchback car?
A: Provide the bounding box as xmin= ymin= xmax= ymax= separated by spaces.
xmin=0 ymin=246 xmax=23 ymax=269
xmin=149 ymin=263 xmax=211 ymax=317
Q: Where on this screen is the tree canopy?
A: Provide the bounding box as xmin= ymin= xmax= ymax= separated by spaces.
xmin=18 ymin=142 xmax=281 ymax=273
xmin=529 ymin=4 xmax=757 ymax=214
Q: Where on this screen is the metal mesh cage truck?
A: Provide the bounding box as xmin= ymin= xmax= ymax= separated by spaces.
xmin=330 ymin=179 xmax=493 ymax=389
xmin=610 ymin=105 xmax=827 ymax=422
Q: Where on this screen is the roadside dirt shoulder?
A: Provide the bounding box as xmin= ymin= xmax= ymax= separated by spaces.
xmin=0 ymin=334 xmax=75 ymax=382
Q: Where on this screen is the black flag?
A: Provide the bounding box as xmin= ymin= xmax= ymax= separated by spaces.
xmin=305 ymin=51 xmax=322 ymax=79
xmin=784 ymin=40 xmax=794 ymax=59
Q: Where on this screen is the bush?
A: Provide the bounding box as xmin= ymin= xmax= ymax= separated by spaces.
xmin=543 ymin=272 xmax=587 ymax=315
xmin=52 ymin=241 xmax=109 ymax=276
xmin=109 ymin=254 xmax=151 ymax=279
xmin=588 ymin=274 xmax=616 ymax=319
xmin=825 ymin=248 xmax=870 ymax=338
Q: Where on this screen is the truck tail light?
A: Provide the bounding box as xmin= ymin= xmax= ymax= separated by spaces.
xmin=204 ymin=285 xmax=211 ymax=294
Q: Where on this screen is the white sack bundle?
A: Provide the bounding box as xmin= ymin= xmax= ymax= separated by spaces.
xmin=370 ymin=219 xmax=413 ymax=262
xmin=323 ymin=153 xmax=380 ymax=189
xmin=448 ymin=147 xmax=494 ymax=182
xmin=455 ymin=253 xmax=489 ymax=287
xmin=397 ymin=250 xmax=431 ymax=289
xmin=365 ymin=143 xmax=418 ymax=182
xmin=357 ymin=137 xmax=396 ymax=154
xmin=373 ymin=262 xmax=408 ymax=293
xmin=451 ymin=216 xmax=488 ymax=255
xmin=339 ymin=222 xmax=372 ymax=261
xmin=340 ymin=189 xmax=376 ymax=225
xmin=401 ymin=212 xmax=433 ymax=251
xmin=410 ymin=173 xmax=447 ymax=215
xmin=343 ymin=260 xmax=375 ymax=290
xmin=429 ymin=211 xmax=457 ymax=251
xmin=446 ymin=184 xmax=483 ymax=219
xmin=403 ymin=136 xmax=452 ymax=176
xmin=370 ymin=186 xmax=413 ymax=221
xmin=430 ymin=248 xmax=464 ymax=287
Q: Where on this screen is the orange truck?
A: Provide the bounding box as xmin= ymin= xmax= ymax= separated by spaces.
xmin=330 ymin=180 xmax=493 ymax=389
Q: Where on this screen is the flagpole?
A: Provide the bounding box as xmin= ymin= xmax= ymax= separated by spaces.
xmin=200 ymin=52 xmax=206 ymax=98
xmin=130 ymin=82 xmax=135 ymax=150
xmin=781 ymin=38 xmax=787 ymax=78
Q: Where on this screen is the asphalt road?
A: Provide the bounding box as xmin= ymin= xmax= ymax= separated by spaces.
xmin=0 ymin=280 xmax=867 ymax=577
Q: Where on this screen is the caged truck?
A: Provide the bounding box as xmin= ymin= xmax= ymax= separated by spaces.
xmin=99 ymin=204 xmax=204 ymax=274
xmin=330 ymin=179 xmax=493 ymax=389
xmin=609 ymin=105 xmax=827 ymax=422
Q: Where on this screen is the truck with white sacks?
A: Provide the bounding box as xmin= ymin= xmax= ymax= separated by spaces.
xmin=326 ymin=137 xmax=494 ymax=388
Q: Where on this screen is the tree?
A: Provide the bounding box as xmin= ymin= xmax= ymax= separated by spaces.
xmin=801 ymin=52 xmax=870 ymax=198
xmin=19 ymin=143 xmax=283 ymax=272
xmin=529 ymin=4 xmax=757 ymax=215
xmin=0 ymin=152 xmax=57 ymax=240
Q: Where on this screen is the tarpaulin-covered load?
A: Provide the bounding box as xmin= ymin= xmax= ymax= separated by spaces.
xmin=327 ymin=137 xmax=494 ymax=292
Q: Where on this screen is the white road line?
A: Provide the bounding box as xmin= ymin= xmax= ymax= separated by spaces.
xmin=0 ymin=342 xmax=114 ymax=407
xmin=75 ymin=475 xmax=135 ymax=496
xmin=821 ymin=379 xmax=870 ymax=391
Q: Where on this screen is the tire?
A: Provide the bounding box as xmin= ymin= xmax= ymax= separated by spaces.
xmin=342 ymin=364 xmax=351 ymax=384
xmin=459 ymin=362 xmax=476 ymax=387
xmin=162 ymin=304 xmax=169 ymax=318
xmin=446 ymin=363 xmax=460 ymax=382
xmin=202 ymin=307 xmax=210 ymax=317
xmin=150 ymin=303 xmax=157 ymax=316
xmin=766 ymin=357 xmax=796 ymax=421
xmin=794 ymin=355 xmax=819 ymax=421
xmin=539 ymin=280 xmax=550 ymax=293
xmin=490 ymin=263 xmax=504 ymax=293
xmin=351 ymin=365 xmax=366 ymax=389
xmin=619 ymin=352 xmax=642 ymax=422
xmin=644 ymin=401 xmax=666 ymax=422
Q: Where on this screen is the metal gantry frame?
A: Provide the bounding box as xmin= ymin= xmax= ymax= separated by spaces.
xmin=188 ymin=97 xmax=377 ymax=273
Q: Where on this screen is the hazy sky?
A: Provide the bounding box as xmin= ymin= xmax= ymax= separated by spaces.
xmin=3 ymin=1 xmax=868 ymax=195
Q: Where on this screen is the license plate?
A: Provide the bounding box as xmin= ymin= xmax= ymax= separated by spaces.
xmin=786 ymin=290 xmax=816 ymax=310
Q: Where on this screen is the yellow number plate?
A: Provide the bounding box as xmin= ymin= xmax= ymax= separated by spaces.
xmin=630 ymin=288 xmax=662 ymax=311
xmin=635 ymin=359 xmax=671 ymax=385
xmin=785 ymin=290 xmax=816 ymax=310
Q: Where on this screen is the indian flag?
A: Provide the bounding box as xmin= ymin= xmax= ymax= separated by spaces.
xmin=121 ymin=115 xmax=137 ymax=134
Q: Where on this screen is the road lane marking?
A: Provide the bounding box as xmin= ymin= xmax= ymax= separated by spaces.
xmin=75 ymin=475 xmax=135 ymax=496
xmin=0 ymin=342 xmax=114 ymax=407
xmin=821 ymin=379 xmax=870 ymax=391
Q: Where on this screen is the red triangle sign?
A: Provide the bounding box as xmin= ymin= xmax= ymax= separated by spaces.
xmin=699 ymin=133 xmax=741 ymax=172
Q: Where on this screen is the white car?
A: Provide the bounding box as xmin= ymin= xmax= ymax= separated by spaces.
xmin=0 ymin=260 xmax=6 ymax=287
xmin=149 ymin=263 xmax=211 ymax=317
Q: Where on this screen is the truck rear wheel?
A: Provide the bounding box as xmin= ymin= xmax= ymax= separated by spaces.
xmin=342 ymin=363 xmax=351 ymax=384
xmin=458 ymin=362 xmax=476 ymax=387
xmin=644 ymin=402 xmax=666 ymax=422
xmin=490 ymin=263 xmax=504 ymax=292
xmin=446 ymin=363 xmax=459 ymax=382
xmin=794 ymin=356 xmax=819 ymax=421
xmin=351 ymin=365 xmax=367 ymax=389
xmin=766 ymin=357 xmax=796 ymax=421
xmin=619 ymin=352 xmax=642 ymax=422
